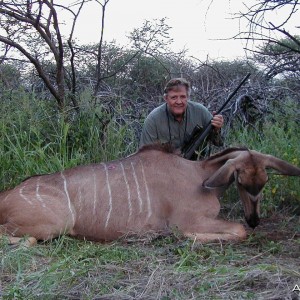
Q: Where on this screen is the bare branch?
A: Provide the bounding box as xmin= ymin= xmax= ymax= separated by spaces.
xmin=0 ymin=34 xmax=62 ymax=107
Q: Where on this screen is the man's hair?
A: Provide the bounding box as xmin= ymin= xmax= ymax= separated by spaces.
xmin=163 ymin=78 xmax=191 ymax=96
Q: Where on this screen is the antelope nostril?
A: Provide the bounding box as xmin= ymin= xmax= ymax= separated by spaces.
xmin=246 ymin=213 xmax=260 ymax=229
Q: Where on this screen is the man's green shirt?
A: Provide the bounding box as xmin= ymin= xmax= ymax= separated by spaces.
xmin=139 ymin=101 xmax=220 ymax=151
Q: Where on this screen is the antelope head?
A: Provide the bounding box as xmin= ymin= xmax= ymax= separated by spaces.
xmin=203 ymin=150 xmax=300 ymax=229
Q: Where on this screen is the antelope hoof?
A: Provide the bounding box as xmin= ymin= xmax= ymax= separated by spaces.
xmin=23 ymin=237 xmax=38 ymax=247
xmin=7 ymin=236 xmax=38 ymax=247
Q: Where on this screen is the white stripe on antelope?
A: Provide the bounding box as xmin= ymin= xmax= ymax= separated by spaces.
xmin=131 ymin=161 xmax=143 ymax=213
xmin=1 ymin=145 xmax=300 ymax=246
xmin=120 ymin=161 xmax=133 ymax=221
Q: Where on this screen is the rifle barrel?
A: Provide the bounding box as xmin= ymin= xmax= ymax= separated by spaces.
xmin=182 ymin=73 xmax=251 ymax=159
xmin=216 ymin=73 xmax=251 ymax=115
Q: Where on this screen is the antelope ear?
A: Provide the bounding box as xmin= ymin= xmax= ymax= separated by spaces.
xmin=265 ymin=155 xmax=300 ymax=176
xmin=203 ymin=160 xmax=236 ymax=188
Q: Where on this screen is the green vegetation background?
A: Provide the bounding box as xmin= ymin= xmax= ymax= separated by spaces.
xmin=1 ymin=89 xmax=299 ymax=215
xmin=0 ymin=87 xmax=299 ymax=300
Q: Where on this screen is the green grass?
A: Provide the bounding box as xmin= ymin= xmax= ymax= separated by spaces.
xmin=0 ymin=97 xmax=137 ymax=190
xmin=1 ymin=219 xmax=299 ymax=299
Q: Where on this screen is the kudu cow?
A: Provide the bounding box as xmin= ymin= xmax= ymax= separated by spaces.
xmin=1 ymin=146 xmax=300 ymax=246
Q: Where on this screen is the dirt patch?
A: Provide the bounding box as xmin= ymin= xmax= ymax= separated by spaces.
xmin=247 ymin=214 xmax=300 ymax=240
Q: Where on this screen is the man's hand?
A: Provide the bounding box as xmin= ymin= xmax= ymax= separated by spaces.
xmin=211 ymin=111 xmax=224 ymax=130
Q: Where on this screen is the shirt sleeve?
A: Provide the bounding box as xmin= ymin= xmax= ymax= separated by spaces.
xmin=139 ymin=115 xmax=158 ymax=148
xmin=209 ymin=129 xmax=224 ymax=146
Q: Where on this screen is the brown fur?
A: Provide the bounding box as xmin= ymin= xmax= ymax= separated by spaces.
xmin=204 ymin=146 xmax=249 ymax=161
xmin=1 ymin=147 xmax=300 ymax=245
xmin=138 ymin=143 xmax=175 ymax=154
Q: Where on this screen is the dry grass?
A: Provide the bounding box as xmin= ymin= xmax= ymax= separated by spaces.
xmin=1 ymin=213 xmax=299 ymax=300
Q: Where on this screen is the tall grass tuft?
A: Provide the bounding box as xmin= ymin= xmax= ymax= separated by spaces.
xmin=0 ymin=91 xmax=137 ymax=190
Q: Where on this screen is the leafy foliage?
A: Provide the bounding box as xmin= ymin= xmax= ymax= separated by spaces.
xmin=254 ymin=36 xmax=300 ymax=80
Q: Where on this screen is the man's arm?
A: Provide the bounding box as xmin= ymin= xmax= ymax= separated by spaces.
xmin=210 ymin=113 xmax=224 ymax=146
xmin=139 ymin=116 xmax=158 ymax=148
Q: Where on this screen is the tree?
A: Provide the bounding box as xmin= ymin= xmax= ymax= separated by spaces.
xmin=129 ymin=18 xmax=185 ymax=79
xmin=0 ymin=0 xmax=113 ymax=113
xmin=232 ymin=1 xmax=300 ymax=109
xmin=0 ymin=62 xmax=21 ymax=89
xmin=253 ymin=36 xmax=300 ymax=80
xmin=235 ymin=0 xmax=300 ymax=66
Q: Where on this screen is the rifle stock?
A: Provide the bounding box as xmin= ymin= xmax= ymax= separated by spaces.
xmin=182 ymin=73 xmax=251 ymax=159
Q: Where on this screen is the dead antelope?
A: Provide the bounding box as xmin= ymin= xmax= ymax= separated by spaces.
xmin=1 ymin=145 xmax=300 ymax=246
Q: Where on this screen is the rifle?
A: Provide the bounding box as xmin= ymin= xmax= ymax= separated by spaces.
xmin=181 ymin=73 xmax=251 ymax=160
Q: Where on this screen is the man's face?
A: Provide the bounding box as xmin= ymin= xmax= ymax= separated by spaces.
xmin=164 ymin=85 xmax=188 ymax=119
